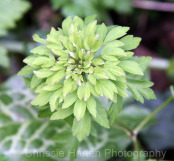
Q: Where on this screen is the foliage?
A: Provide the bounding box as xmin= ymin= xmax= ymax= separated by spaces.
xmin=0 ymin=0 xmax=31 ymax=68
xmin=0 ymin=76 xmax=156 ymax=161
xmin=0 ymin=0 xmax=30 ymax=37
xmin=18 ymin=15 xmax=156 ymax=141
xmin=51 ymin=0 xmax=133 ymax=21
xmin=1 ymin=77 xmax=172 ymax=161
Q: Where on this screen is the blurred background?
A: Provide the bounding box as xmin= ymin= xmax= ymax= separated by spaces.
xmin=0 ymin=0 xmax=174 ymax=161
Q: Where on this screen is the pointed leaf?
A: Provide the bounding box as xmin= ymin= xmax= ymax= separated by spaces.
xmin=104 ymin=26 xmax=129 ymax=43
xmin=31 ymin=46 xmax=51 ymax=55
xmin=127 ymin=78 xmax=156 ymax=103
xmin=86 ymin=95 xmax=96 ymax=118
xmin=49 ymin=89 xmax=62 ymax=112
xmin=33 ymin=34 xmax=46 ymax=44
xmin=62 ymin=16 xmax=73 ymax=36
xmin=34 ymin=69 xmax=54 ymax=78
xmin=74 ymin=99 xmax=86 ymax=121
xmin=93 ymin=100 xmax=110 ymax=128
xmin=120 ymin=35 xmax=141 ymax=50
xmin=84 ymin=14 xmax=96 ymax=24
xmin=118 ymin=60 xmax=143 ymax=75
xmin=17 ymin=65 xmax=35 ymax=75
xmin=96 ymin=23 xmax=107 ymax=41
xmin=62 ymin=91 xmax=78 ymax=109
xmin=31 ymin=91 xmax=52 ymax=106
xmin=30 ymin=75 xmax=43 ymax=89
xmin=109 ymin=95 xmax=123 ymax=125
xmin=72 ymin=112 xmax=91 ymax=141
xmin=50 ymin=105 xmax=74 ymax=120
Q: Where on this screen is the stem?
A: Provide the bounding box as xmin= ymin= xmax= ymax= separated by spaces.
xmin=112 ymin=121 xmax=141 ymax=161
xmin=111 ymin=124 xmax=131 ymax=137
xmin=132 ymin=135 xmax=141 ymax=161
xmin=134 ymin=95 xmax=174 ymax=134
xmin=115 ymin=118 xmax=133 ymax=135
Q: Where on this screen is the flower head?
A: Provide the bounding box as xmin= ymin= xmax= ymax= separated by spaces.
xmin=18 ymin=15 xmax=155 ymax=141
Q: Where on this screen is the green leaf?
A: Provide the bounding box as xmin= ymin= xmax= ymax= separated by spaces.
xmin=32 ymin=57 xmax=52 ymax=66
xmin=87 ymin=82 xmax=100 ymax=97
xmin=49 ymin=89 xmax=62 ymax=112
xmin=62 ymin=16 xmax=73 ymax=36
xmin=35 ymin=82 xmax=45 ymax=93
xmin=42 ymin=83 xmax=63 ymax=91
xmin=50 ymin=64 xmax=64 ymax=71
xmin=101 ymin=45 xmax=125 ymax=56
xmin=83 ymin=84 xmax=91 ymax=101
xmin=23 ymin=55 xmax=37 ymax=66
xmin=31 ymin=91 xmax=53 ymax=106
xmin=120 ymin=35 xmax=141 ymax=50
xmin=106 ymin=65 xmax=125 ymax=76
xmin=0 ymin=0 xmax=31 ymax=37
xmin=31 ymin=46 xmax=51 ymax=55
xmin=91 ymin=41 xmax=102 ymax=52
xmin=50 ymin=105 xmax=73 ymax=120
xmin=73 ymin=16 xmax=83 ymax=30
xmin=17 ymin=65 xmax=35 ymax=75
xmin=22 ymin=77 xmax=31 ymax=87
xmin=104 ymin=40 xmax=124 ymax=47
xmin=93 ymin=99 xmax=110 ymax=128
xmin=104 ymin=26 xmax=129 ymax=43
xmin=114 ymin=81 xmax=128 ymax=97
xmin=74 ymin=99 xmax=86 ymax=121
xmin=77 ymin=84 xmax=84 ymax=100
xmin=93 ymin=67 xmax=107 ymax=79
xmin=109 ymin=95 xmax=123 ymax=125
xmin=86 ymin=95 xmax=96 ymax=118
xmin=63 ymin=78 xmax=73 ymax=97
xmin=30 ymin=75 xmax=43 ymax=89
xmin=34 ymin=69 xmax=54 ymax=78
xmin=85 ymin=20 xmax=97 ymax=36
xmin=102 ymin=55 xmax=118 ymax=61
xmin=72 ymin=112 xmax=91 ymax=141
xmin=47 ymin=29 xmax=61 ymax=44
xmin=62 ymin=91 xmax=78 ymax=109
xmin=38 ymin=108 xmax=52 ymax=118
xmin=127 ymin=78 xmax=156 ymax=103
xmin=49 ymin=70 xmax=65 ymax=84
xmin=103 ymin=69 xmax=116 ymax=80
xmin=131 ymin=56 xmax=152 ymax=72
xmin=88 ymin=74 xmax=96 ymax=85
xmin=96 ymin=23 xmax=107 ymax=41
xmin=118 ymin=60 xmax=143 ymax=75
xmin=84 ymin=14 xmax=97 ymax=25
xmin=33 ymin=34 xmax=46 ymax=44
xmin=95 ymin=80 xmax=103 ymax=96
xmin=99 ymin=80 xmax=117 ymax=100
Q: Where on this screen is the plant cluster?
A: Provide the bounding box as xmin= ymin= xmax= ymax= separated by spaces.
xmin=0 ymin=0 xmax=30 ymax=68
xmin=18 ymin=15 xmax=156 ymax=141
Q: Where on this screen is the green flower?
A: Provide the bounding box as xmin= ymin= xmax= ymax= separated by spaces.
xmin=18 ymin=15 xmax=156 ymax=141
